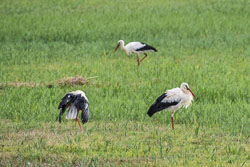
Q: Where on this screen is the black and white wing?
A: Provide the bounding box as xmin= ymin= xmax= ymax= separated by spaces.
xmin=147 ymin=88 xmax=182 ymax=117
xmin=58 ymin=93 xmax=76 ymax=123
xmin=74 ymin=94 xmax=89 ymax=124
xmin=126 ymin=42 xmax=157 ymax=54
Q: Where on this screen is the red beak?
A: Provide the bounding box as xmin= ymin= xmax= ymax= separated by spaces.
xmin=114 ymin=43 xmax=120 ymax=52
xmin=187 ymin=88 xmax=197 ymax=98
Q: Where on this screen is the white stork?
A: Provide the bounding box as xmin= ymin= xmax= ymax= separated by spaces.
xmin=147 ymin=83 xmax=196 ymax=129
xmin=114 ymin=40 xmax=157 ymax=66
xmin=58 ymin=90 xmax=89 ymax=130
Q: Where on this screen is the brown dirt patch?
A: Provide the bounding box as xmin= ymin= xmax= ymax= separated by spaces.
xmin=0 ymin=76 xmax=98 ymax=89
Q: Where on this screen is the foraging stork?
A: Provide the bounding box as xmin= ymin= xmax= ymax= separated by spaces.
xmin=58 ymin=90 xmax=89 ymax=130
xmin=114 ymin=40 xmax=157 ymax=66
xmin=147 ymin=83 xmax=196 ymax=129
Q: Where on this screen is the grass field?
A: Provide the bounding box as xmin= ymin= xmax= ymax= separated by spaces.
xmin=0 ymin=0 xmax=249 ymax=166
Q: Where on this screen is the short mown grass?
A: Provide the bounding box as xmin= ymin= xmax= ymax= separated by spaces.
xmin=0 ymin=120 xmax=248 ymax=166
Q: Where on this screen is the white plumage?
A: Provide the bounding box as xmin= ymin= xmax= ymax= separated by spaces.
xmin=161 ymin=87 xmax=194 ymax=110
xmin=70 ymin=90 xmax=88 ymax=101
xmin=148 ymin=83 xmax=196 ymax=129
xmin=66 ymin=105 xmax=77 ymax=119
xmin=114 ymin=40 xmax=157 ymax=66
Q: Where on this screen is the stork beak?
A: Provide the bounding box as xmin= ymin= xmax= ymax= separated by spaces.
xmin=114 ymin=43 xmax=120 ymax=52
xmin=187 ymin=88 xmax=197 ymax=98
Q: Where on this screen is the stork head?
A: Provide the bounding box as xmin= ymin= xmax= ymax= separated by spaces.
xmin=181 ymin=82 xmax=196 ymax=98
xmin=114 ymin=40 xmax=124 ymax=52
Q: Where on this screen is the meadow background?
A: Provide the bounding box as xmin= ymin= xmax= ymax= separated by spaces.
xmin=0 ymin=0 xmax=249 ymax=166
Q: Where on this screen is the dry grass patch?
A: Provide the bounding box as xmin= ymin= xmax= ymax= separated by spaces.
xmin=0 ymin=76 xmax=98 ymax=89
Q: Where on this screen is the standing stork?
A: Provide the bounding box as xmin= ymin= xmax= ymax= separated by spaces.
xmin=114 ymin=40 xmax=157 ymax=66
xmin=147 ymin=83 xmax=196 ymax=129
xmin=58 ymin=90 xmax=89 ymax=130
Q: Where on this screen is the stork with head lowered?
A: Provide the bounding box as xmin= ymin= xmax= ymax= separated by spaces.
xmin=58 ymin=90 xmax=89 ymax=130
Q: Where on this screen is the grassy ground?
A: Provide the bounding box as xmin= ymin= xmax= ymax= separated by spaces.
xmin=0 ymin=120 xmax=248 ymax=166
xmin=0 ymin=0 xmax=249 ymax=166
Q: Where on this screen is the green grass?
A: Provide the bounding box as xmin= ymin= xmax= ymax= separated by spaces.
xmin=0 ymin=0 xmax=249 ymax=166
xmin=0 ymin=120 xmax=249 ymax=166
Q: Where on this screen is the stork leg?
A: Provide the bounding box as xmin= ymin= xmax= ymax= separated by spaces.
xmin=137 ymin=54 xmax=140 ymax=66
xmin=140 ymin=53 xmax=148 ymax=63
xmin=171 ymin=112 xmax=174 ymax=130
xmin=75 ymin=110 xmax=78 ymax=127
xmin=75 ymin=110 xmax=82 ymax=130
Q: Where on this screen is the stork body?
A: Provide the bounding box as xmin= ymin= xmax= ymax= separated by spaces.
xmin=58 ymin=90 xmax=89 ymax=130
xmin=147 ymin=83 xmax=196 ymax=129
xmin=114 ymin=40 xmax=157 ymax=66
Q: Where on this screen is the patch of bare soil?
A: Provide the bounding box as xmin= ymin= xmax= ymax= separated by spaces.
xmin=0 ymin=76 xmax=98 ymax=89
xmin=0 ymin=82 xmax=39 ymax=88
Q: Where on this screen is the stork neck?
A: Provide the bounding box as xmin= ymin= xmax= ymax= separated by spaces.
xmin=181 ymin=88 xmax=189 ymax=95
xmin=120 ymin=40 xmax=125 ymax=50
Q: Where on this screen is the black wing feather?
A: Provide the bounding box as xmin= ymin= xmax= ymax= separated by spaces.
xmin=156 ymin=93 xmax=167 ymax=102
xmin=58 ymin=93 xmax=76 ymax=123
xmin=136 ymin=42 xmax=157 ymax=52
xmin=58 ymin=93 xmax=76 ymax=109
xmin=147 ymin=93 xmax=180 ymax=117
xmin=58 ymin=108 xmax=65 ymax=123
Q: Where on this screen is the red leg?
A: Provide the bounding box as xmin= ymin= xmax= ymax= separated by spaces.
xmin=171 ymin=112 xmax=174 ymax=130
xmin=75 ymin=111 xmax=82 ymax=130
xmin=77 ymin=117 xmax=82 ymax=130
xmin=137 ymin=54 xmax=140 ymax=67
xmin=140 ymin=53 xmax=148 ymax=63
xmin=75 ymin=117 xmax=77 ymax=127
xmin=75 ymin=111 xmax=79 ymax=127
